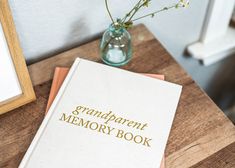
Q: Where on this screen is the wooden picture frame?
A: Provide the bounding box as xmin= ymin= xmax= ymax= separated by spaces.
xmin=0 ymin=0 xmax=35 ymax=115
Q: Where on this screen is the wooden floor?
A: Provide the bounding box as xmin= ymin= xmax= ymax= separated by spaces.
xmin=0 ymin=24 xmax=235 ymax=168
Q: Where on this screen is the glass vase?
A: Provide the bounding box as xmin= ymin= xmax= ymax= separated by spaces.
xmin=100 ymin=24 xmax=132 ymax=67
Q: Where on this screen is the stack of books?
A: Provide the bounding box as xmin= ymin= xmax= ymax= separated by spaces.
xmin=19 ymin=58 xmax=182 ymax=168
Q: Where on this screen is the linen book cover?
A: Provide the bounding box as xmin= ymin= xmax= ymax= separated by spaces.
xmin=45 ymin=67 xmax=165 ymax=114
xmin=19 ymin=58 xmax=182 ymax=168
xmin=45 ymin=67 xmax=165 ymax=168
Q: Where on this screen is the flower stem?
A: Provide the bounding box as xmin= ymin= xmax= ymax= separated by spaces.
xmin=127 ymin=1 xmax=146 ymax=22
xmin=131 ymin=4 xmax=176 ymax=22
xmin=105 ymin=0 xmax=115 ymax=24
xmin=121 ymin=0 xmax=142 ymax=23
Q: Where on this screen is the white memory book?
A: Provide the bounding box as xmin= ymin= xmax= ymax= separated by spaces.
xmin=19 ymin=58 xmax=182 ymax=168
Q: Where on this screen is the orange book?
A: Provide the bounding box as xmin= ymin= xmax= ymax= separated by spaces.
xmin=46 ymin=67 xmax=165 ymax=168
xmin=45 ymin=67 xmax=69 ymax=112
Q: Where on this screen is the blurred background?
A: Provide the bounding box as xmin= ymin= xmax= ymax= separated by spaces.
xmin=8 ymin=0 xmax=235 ymax=123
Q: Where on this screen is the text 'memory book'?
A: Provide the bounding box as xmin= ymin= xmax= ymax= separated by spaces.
xmin=19 ymin=58 xmax=182 ymax=168
xmin=45 ymin=67 xmax=165 ymax=167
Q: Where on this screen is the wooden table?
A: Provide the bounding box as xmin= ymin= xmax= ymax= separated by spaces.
xmin=1 ymin=24 xmax=235 ymax=168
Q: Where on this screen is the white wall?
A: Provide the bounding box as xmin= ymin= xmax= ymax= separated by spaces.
xmin=9 ymin=0 xmax=219 ymax=90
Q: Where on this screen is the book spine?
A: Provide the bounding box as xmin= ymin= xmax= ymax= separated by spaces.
xmin=18 ymin=58 xmax=81 ymax=168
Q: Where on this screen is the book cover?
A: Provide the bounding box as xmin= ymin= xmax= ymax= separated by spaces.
xmin=46 ymin=67 xmax=166 ymax=168
xmin=19 ymin=58 xmax=182 ymax=168
xmin=46 ymin=67 xmax=164 ymax=114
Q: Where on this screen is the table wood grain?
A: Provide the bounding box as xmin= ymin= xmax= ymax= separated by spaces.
xmin=0 ymin=24 xmax=235 ymax=168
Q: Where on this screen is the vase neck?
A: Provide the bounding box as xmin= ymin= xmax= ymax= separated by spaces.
xmin=109 ymin=24 xmax=125 ymax=37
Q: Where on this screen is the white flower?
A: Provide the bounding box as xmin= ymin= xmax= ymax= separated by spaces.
xmin=179 ymin=0 xmax=190 ymax=8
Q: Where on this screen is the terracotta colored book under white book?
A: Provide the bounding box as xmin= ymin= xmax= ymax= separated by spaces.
xmin=19 ymin=58 xmax=182 ymax=168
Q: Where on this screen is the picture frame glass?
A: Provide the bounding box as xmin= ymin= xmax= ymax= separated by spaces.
xmin=0 ymin=22 xmax=22 ymax=104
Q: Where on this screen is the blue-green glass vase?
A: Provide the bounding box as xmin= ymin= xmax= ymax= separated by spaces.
xmin=100 ymin=24 xmax=132 ymax=67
